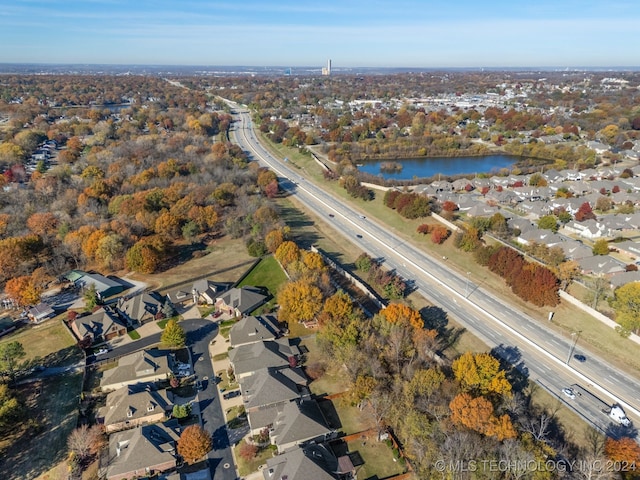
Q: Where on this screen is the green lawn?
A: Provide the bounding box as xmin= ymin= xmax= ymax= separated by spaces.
xmin=0 ymin=319 xmax=78 ymax=365
xmin=218 ymin=319 xmax=236 ymax=339
xmin=347 ymin=437 xmax=406 ymax=480
xmin=238 ymin=255 xmax=287 ymax=301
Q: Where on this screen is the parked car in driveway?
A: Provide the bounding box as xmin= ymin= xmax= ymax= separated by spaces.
xmin=223 ymin=390 xmax=240 ymax=400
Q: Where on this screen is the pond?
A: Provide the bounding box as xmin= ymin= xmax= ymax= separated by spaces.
xmin=357 ymin=155 xmax=518 ymax=180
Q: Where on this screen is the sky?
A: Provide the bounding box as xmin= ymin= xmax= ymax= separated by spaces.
xmin=1 ymin=0 xmax=639 ymax=68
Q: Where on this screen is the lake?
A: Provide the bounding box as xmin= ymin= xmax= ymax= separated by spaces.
xmin=357 ymin=155 xmax=518 ymax=180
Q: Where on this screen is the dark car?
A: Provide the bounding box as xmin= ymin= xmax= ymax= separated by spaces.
xmin=356 ymin=234 xmax=363 ymax=239
xmin=573 ymin=354 xmax=586 ymax=363
xmin=328 ymin=213 xmax=334 ymax=218
xmin=223 ymin=390 xmax=241 ymax=400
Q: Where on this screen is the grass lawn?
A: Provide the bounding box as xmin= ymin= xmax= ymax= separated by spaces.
xmin=224 ymin=404 xmax=245 ymax=423
xmin=216 ymin=368 xmax=238 ymax=392
xmin=0 ymin=371 xmax=83 ymax=480
xmin=237 ymin=255 xmax=288 ymax=313
xmin=218 ymin=319 xmax=236 ymax=339
xmin=127 ymin=329 xmax=141 ymax=340
xmin=303 ymin=337 xmax=351 ymax=396
xmin=320 ymin=397 xmax=373 ymax=435
xmin=0 ymin=319 xmax=78 ymax=365
xmin=234 ymin=441 xmax=277 ymax=476
xmin=347 ymin=437 xmax=406 ymax=480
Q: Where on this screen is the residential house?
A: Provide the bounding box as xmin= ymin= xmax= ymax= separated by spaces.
xmin=465 ymin=204 xmax=499 ymax=218
xmin=27 ymin=302 xmax=55 ymax=323
xmin=610 ymin=274 xmax=640 ymax=289
xmin=507 ymin=217 xmax=535 ymax=236
xmin=103 ymin=420 xmax=180 ymax=480
xmin=64 ymin=270 xmax=126 ymax=300
xmin=516 ymin=229 xmax=563 ymax=247
xmin=228 ymin=339 xmax=300 ymax=380
xmin=586 ymin=141 xmax=610 ymax=154
xmin=556 ymin=239 xmax=593 ymax=260
xmin=184 ymin=279 xmax=232 ymax=305
xmin=578 ymin=256 xmax=626 ymax=276
xmin=98 ymin=386 xmax=173 ymax=433
xmin=215 ymin=286 xmax=269 ymax=317
xmin=263 ymin=444 xmax=341 ymax=480
xmin=269 ymin=398 xmax=333 ymax=453
xmin=615 ymin=240 xmax=640 ymax=259
xmin=239 ymin=367 xmax=309 ymax=435
xmin=117 ymin=291 xmax=171 ymax=327
xmin=72 ymin=307 xmax=127 ymax=344
xmin=229 ymin=315 xmax=283 ymax=347
xmin=563 ymin=219 xmax=605 ymax=240
xmin=100 ymin=349 xmax=172 ymax=391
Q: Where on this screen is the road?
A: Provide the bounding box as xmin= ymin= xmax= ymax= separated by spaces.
xmin=227 ymin=102 xmax=640 ymax=437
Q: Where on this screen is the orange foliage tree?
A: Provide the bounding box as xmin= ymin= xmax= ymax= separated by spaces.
xmin=5 ymin=275 xmax=42 ymax=306
xmin=177 ymin=425 xmax=212 ymax=464
xmin=605 ymin=436 xmax=640 ymax=464
xmin=380 ymin=303 xmax=423 ymax=329
xmin=26 ymin=212 xmax=58 ymax=237
xmin=449 ymin=392 xmax=516 ymax=441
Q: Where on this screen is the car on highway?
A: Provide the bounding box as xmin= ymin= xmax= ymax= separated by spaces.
xmin=359 ymin=215 xmax=366 ymax=219
xmin=573 ymin=354 xmax=586 ymax=363
xmin=562 ymin=387 xmax=576 ymax=399
xmin=328 ymin=213 xmax=334 ymax=218
xmin=356 ymin=234 xmax=363 ymax=239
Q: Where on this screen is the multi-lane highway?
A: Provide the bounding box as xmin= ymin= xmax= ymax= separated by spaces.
xmin=226 ymin=102 xmax=640 ymax=436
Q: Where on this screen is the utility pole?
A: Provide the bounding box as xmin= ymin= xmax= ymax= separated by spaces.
xmin=566 ymin=330 xmax=582 ymax=365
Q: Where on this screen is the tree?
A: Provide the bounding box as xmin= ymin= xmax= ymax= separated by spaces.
xmin=67 ymin=424 xmax=105 ymax=462
xmin=177 ymin=425 xmax=212 ymax=464
xmin=239 ymin=440 xmax=259 ymax=461
xmin=83 ymin=283 xmax=100 ymax=311
xmin=0 ymin=341 xmax=26 ymax=381
xmin=592 ymin=239 xmax=609 ymax=256
xmin=162 ymin=319 xmax=186 ymax=348
xmin=172 ymin=403 xmax=191 ymax=419
xmin=612 ymin=282 xmax=640 ymax=335
xmin=604 ymin=436 xmax=640 ymax=464
xmin=0 ymin=383 xmax=23 ymax=431
xmin=277 ymin=279 xmax=323 ymax=324
xmin=537 ymin=215 xmax=558 ymax=232
xmin=557 ymin=260 xmax=579 ymax=290
xmin=274 ymin=240 xmax=301 ymax=269
xmin=4 ymin=275 xmax=43 ymax=306
xmin=575 ymin=202 xmax=596 ymax=222
xmin=449 ymin=393 xmax=516 ymax=441
xmin=380 ymin=303 xmax=423 ymax=330
xmin=452 ymin=352 xmax=511 ymax=397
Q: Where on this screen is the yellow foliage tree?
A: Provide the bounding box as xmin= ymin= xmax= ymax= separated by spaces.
xmin=277 ymin=279 xmax=323 ymax=324
xmin=452 ymin=351 xmax=512 ymax=397
xmin=274 ymin=241 xmax=301 ymax=269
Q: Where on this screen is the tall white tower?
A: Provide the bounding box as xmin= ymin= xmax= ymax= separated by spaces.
xmin=322 ymin=59 xmax=332 ymax=76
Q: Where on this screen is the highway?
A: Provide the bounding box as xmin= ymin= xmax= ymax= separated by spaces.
xmin=226 ymin=102 xmax=640 ymax=437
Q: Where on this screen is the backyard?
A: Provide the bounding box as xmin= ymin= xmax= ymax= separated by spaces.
xmin=237 ymin=254 xmax=288 ymax=314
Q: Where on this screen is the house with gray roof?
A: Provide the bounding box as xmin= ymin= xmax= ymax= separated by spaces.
xmin=563 ymin=219 xmax=604 ymax=240
xmin=229 ymin=315 xmax=283 ymax=347
xmin=465 ymin=204 xmax=499 ymax=218
xmin=27 ymin=302 xmax=55 ymax=323
xmin=72 ymin=307 xmax=127 ymax=344
xmin=100 ymin=349 xmax=172 ymax=391
xmin=229 ymin=339 xmax=300 ymax=380
xmin=98 ymin=386 xmax=173 ymax=433
xmin=178 ymin=279 xmax=232 ymax=305
xmin=103 ymin=420 xmax=180 ymax=480
xmin=215 ymin=286 xmax=269 ymax=317
xmin=117 ymin=291 xmax=171 ymax=327
xmin=263 ymin=444 xmax=340 ymax=480
xmin=578 ymin=256 xmax=626 ymax=276
xmin=610 ymin=274 xmax=640 ymax=289
xmin=557 ymin=239 xmax=593 ymax=260
xmin=615 ymin=240 xmax=640 ymax=259
xmin=65 ymin=270 xmax=126 ymax=300
xmin=270 ymin=399 xmax=333 ymax=453
xmin=516 ymin=229 xmax=563 ymax=247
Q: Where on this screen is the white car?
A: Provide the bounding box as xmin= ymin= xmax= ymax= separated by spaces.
xmin=562 ymin=387 xmax=576 ymax=400
xmin=95 ymin=347 xmax=110 ymax=356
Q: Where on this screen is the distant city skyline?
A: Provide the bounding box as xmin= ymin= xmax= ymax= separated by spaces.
xmin=1 ymin=0 xmax=639 ymax=68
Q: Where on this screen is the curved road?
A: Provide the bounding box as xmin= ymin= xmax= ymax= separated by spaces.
xmin=227 ymin=102 xmax=640 ymax=435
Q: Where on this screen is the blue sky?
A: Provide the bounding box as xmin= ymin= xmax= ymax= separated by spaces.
xmin=1 ymin=0 xmax=639 ymax=67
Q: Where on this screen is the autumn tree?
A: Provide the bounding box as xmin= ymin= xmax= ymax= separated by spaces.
xmin=277 ymin=279 xmax=323 ymax=324
xmin=537 ymin=215 xmax=558 ymax=232
xmin=4 ymin=275 xmax=42 ymax=306
xmin=557 ymin=260 xmax=579 ymax=290
xmin=161 ymin=319 xmax=187 ymax=348
xmin=321 ymin=290 xmax=354 ymax=326
xmin=449 ymin=393 xmax=516 ymax=441
xmin=125 ymin=237 xmax=166 ymax=274
xmin=575 ymin=202 xmax=596 ymax=222
xmin=0 ymin=383 xmax=23 ymax=431
xmin=604 ymin=436 xmax=640 ymax=464
xmin=177 ymin=425 xmax=212 ymax=464
xmin=380 ymin=303 xmax=423 ymax=330
xmin=592 ymin=239 xmax=610 ymax=256
xmin=26 ymin=212 xmax=58 ymax=237
xmin=239 ymin=441 xmax=259 ymax=461
xmin=612 ymin=282 xmax=640 ymax=335
xmin=452 ymin=352 xmax=512 ymax=397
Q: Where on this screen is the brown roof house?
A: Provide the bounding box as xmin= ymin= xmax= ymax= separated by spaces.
xmin=215 ymin=286 xmax=269 ymax=317
xmin=102 ymin=419 xmax=180 ymax=480
xmin=72 ymin=307 xmax=127 ymax=344
xmin=97 ymin=385 xmax=173 ymax=433
xmin=100 ymin=349 xmax=172 ymax=392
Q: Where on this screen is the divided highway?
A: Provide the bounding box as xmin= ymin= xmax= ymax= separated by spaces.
xmin=226 ymin=102 xmax=640 ymax=436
